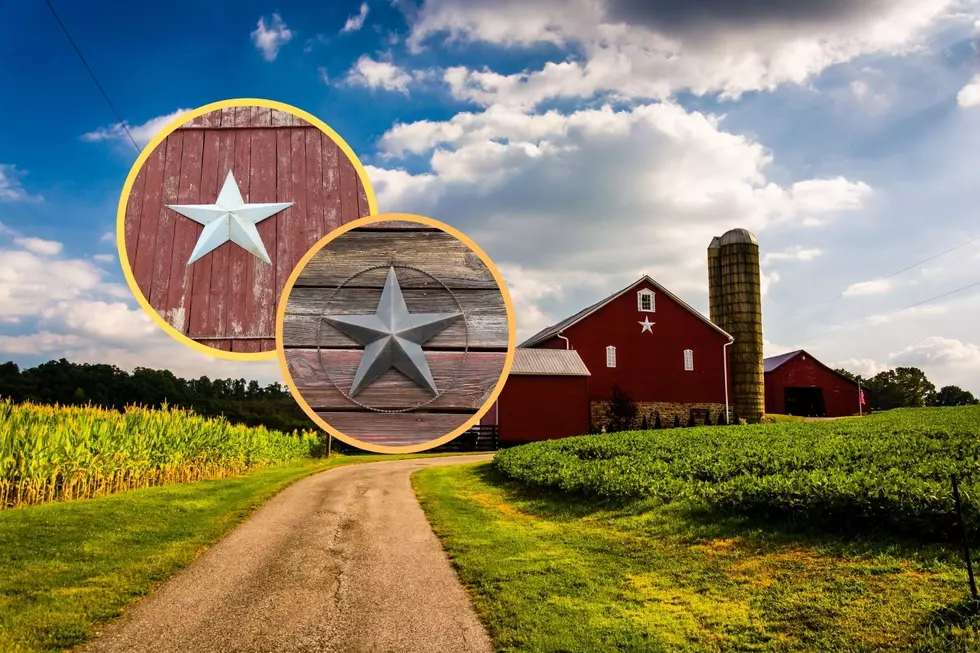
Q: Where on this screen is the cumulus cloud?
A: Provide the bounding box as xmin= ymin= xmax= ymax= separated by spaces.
xmin=890 ymin=335 xmax=980 ymax=368
xmin=0 ymin=165 xmax=42 ymax=202
xmin=405 ymin=0 xmax=965 ymax=106
xmin=82 ymin=108 xmax=192 ymax=148
xmin=958 ymin=73 xmax=980 ymax=108
xmin=370 ymin=101 xmax=872 ymax=334
xmin=832 ymin=357 xmax=890 ymax=378
xmin=251 ymin=13 xmax=293 ymax=62
xmin=342 ymin=3 xmax=370 ymax=33
xmin=12 ymin=237 xmax=62 ymax=256
xmin=843 ymin=278 xmax=892 ymax=297
xmin=345 ymin=55 xmax=415 ymax=92
xmin=762 ymin=246 xmax=823 ymax=265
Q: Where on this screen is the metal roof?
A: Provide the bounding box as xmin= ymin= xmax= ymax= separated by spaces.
xmin=719 ymin=228 xmax=758 ymax=246
xmin=763 ymin=350 xmax=802 ymax=373
xmin=520 ymin=276 xmax=732 ymax=348
xmin=510 ymin=348 xmax=591 ymax=376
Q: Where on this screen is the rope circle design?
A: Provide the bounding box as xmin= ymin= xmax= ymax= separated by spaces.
xmin=314 ymin=262 xmax=470 ymax=413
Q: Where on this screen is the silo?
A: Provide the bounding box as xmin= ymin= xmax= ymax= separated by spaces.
xmin=708 ymin=228 xmax=764 ymax=423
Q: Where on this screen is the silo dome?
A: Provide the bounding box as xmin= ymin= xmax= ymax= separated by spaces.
xmin=708 ymin=236 xmax=722 ymax=250
xmin=720 ymin=228 xmax=758 ymax=246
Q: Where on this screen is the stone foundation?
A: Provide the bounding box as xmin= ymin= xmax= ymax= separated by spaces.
xmin=590 ymin=400 xmax=729 ymax=431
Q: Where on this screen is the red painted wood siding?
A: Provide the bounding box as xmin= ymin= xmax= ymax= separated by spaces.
xmin=765 ymin=354 xmax=862 ymax=417
xmin=123 ymin=107 xmax=372 ymax=354
xmin=534 ymin=281 xmax=731 ymax=404
xmin=496 ymin=375 xmax=590 ymax=443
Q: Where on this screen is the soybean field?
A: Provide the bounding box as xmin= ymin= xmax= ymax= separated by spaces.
xmin=494 ymin=406 xmax=980 ymax=541
xmin=0 ymin=399 xmax=321 ymax=508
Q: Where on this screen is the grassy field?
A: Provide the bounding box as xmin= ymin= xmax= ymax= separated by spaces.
xmin=0 ymin=399 xmax=321 ymax=508
xmin=414 ymin=407 xmax=980 ymax=652
xmin=0 ymin=451 xmax=459 ymax=653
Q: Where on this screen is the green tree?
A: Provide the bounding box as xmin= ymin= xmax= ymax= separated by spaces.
xmin=932 ymin=385 xmax=979 ymax=407
xmin=604 ymin=384 xmax=638 ymax=432
xmin=864 ymin=367 xmax=936 ymax=410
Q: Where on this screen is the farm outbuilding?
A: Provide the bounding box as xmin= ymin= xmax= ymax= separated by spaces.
xmin=764 ymin=349 xmax=865 ymax=417
xmin=487 ymin=349 xmax=591 ymax=444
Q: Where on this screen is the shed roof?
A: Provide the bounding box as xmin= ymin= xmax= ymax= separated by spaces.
xmin=510 ymin=348 xmax=591 ymax=376
xmin=763 ymin=350 xmax=802 ymax=373
xmin=520 ymin=275 xmax=733 ymax=348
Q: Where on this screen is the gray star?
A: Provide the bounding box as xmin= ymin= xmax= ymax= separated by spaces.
xmin=324 ymin=267 xmax=462 ymax=397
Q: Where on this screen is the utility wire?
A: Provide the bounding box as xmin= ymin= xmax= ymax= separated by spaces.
xmin=795 ymin=279 xmax=980 ymax=345
xmin=43 ymin=0 xmax=141 ymax=154
xmin=772 ymin=232 xmax=980 ymax=322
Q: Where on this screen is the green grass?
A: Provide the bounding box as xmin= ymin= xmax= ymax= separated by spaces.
xmin=0 ymin=452 xmax=457 ymax=653
xmin=414 ymin=462 xmax=980 ymax=653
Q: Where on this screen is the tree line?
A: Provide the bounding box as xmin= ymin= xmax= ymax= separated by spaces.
xmin=0 ymin=358 xmax=312 ymax=433
xmin=832 ymin=366 xmax=978 ymax=411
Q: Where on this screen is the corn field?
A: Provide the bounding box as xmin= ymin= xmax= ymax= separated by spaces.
xmin=0 ymin=399 xmax=321 ymax=508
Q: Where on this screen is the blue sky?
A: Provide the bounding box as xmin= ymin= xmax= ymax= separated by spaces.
xmin=1 ymin=0 xmax=979 ymax=393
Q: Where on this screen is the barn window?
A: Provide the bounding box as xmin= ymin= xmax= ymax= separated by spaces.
xmin=637 ymin=289 xmax=655 ymax=312
xmin=606 ymin=345 xmax=617 ymax=368
xmin=683 ymin=349 xmax=694 ymax=371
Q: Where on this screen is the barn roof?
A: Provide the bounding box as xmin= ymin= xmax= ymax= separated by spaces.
xmin=510 ymin=348 xmax=591 ymax=376
xmin=763 ymin=350 xmax=802 ymax=373
xmin=520 ymin=275 xmax=732 ymax=348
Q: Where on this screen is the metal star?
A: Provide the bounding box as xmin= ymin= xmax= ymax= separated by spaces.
xmin=324 ymin=267 xmax=462 ymax=397
xmin=167 ymin=170 xmax=293 ymax=265
xmin=639 ymin=317 xmax=655 ymax=333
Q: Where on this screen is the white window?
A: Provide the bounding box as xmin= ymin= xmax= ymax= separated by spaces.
xmin=606 ymin=345 xmax=617 ymax=368
xmin=637 ymin=289 xmax=655 ymax=312
xmin=683 ymin=349 xmax=694 ymax=371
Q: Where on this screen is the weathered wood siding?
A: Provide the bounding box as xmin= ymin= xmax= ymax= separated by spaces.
xmin=123 ymin=106 xmax=372 ymax=354
xmin=281 ymin=221 xmax=510 ymax=448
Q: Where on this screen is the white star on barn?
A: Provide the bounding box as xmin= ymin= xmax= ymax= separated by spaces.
xmin=167 ymin=171 xmax=292 ymax=265
xmin=639 ymin=317 xmax=655 ymax=333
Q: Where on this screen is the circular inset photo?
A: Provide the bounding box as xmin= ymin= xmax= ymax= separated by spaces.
xmin=276 ymin=214 xmax=516 ymax=453
xmin=117 ymin=98 xmax=378 ymax=361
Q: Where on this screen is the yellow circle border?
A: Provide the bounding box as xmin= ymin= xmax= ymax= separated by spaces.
xmin=275 ymin=213 xmax=517 ymax=454
xmin=116 ymin=98 xmax=380 ymax=362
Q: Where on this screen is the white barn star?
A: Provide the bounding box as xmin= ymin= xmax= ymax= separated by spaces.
xmin=167 ymin=171 xmax=292 ymax=265
xmin=639 ymin=317 xmax=655 ymax=333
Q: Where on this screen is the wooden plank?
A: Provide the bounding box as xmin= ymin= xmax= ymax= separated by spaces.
xmin=304 ymin=128 xmax=324 ymax=252
xmin=294 ymin=231 xmax=497 ymax=289
xmin=337 ymin=141 xmax=359 ymax=224
xmin=282 ymin=288 xmax=508 ymax=349
xmin=164 ymin=128 xmax=205 ymax=333
xmin=220 ymin=108 xmax=236 ymax=127
xmin=274 ymin=128 xmax=294 ymax=312
xmin=356 ymin=174 xmax=369 ymax=217
xmin=321 ymin=131 xmax=341 ymax=235
xmin=355 ymin=221 xmax=440 ymax=231
xmin=313 ymin=411 xmax=474 ymax=446
xmin=148 ymin=131 xmax=184 ymax=310
xmin=131 ymin=142 xmax=168 ymax=296
xmin=270 ymin=109 xmax=293 ymax=126
xmin=122 ymin=159 xmax=146 ymax=264
xmin=186 ymin=113 xmax=206 ymax=128
xmin=242 ymin=126 xmax=278 ymax=349
xmin=201 ymin=129 xmax=237 ymax=342
xmin=187 ymin=129 xmax=222 ymax=338
xmin=251 ymin=106 xmax=272 ymax=127
xmin=288 ymin=128 xmax=309 ymax=273
xmin=199 ymin=109 xmax=222 ymax=128
xmin=233 ymin=106 xmax=250 ymax=128
xmin=226 ymin=126 xmax=251 ymax=343
xmin=286 ymin=350 xmax=505 ymax=410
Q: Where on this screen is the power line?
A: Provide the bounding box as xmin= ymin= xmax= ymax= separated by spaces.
xmin=43 ymin=0 xmax=141 ymax=153
xmin=795 ymin=279 xmax=980 ymax=345
xmin=772 ymin=232 xmax=980 ymax=322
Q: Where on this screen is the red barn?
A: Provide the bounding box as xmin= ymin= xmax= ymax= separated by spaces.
xmin=492 ymin=349 xmax=591 ymax=443
xmin=485 ymin=276 xmax=735 ymax=436
xmin=764 ymin=349 xmax=865 ymax=417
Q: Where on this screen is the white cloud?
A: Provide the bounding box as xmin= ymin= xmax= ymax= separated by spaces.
xmin=100 ymin=231 xmax=115 ymax=243
xmin=843 ymin=278 xmax=892 ymax=297
xmin=82 ymin=109 xmax=192 ymax=148
xmin=762 ymin=246 xmax=823 ymax=265
xmin=370 ymin=101 xmax=871 ymax=334
xmin=318 ymin=66 xmax=330 ymax=84
xmin=251 ymin=13 xmax=294 ymax=62
xmin=888 ymin=336 xmax=980 ymax=389
xmin=13 ymin=237 xmax=62 ymax=256
xmin=957 ymin=73 xmax=980 ymax=108
xmin=832 ymin=357 xmax=890 ymax=378
xmin=345 ymin=55 xmax=415 ymax=93
xmin=0 ymin=165 xmax=42 ymax=202
xmin=93 ymin=253 xmax=115 ymax=263
xmin=405 ymin=0 xmax=966 ymax=107
xmin=342 ymin=3 xmax=370 ymax=33
xmin=866 ymin=303 xmax=946 ymax=325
